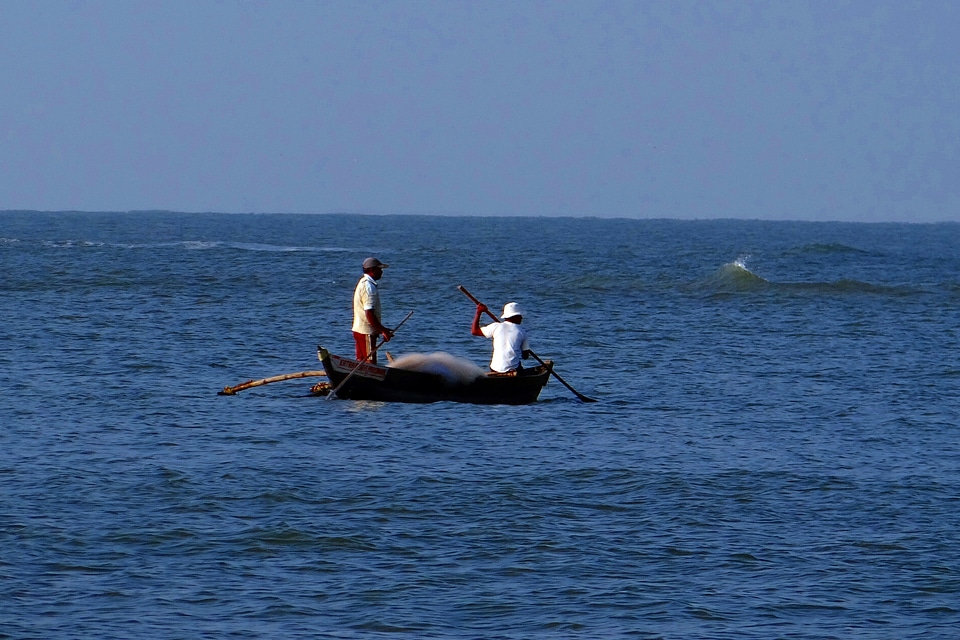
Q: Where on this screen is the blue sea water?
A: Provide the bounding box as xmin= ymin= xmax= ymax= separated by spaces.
xmin=1 ymin=211 xmax=958 ymax=639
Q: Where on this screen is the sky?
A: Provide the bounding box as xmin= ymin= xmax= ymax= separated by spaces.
xmin=1 ymin=1 xmax=958 ymax=222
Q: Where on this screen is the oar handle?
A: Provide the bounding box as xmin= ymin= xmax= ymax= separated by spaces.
xmin=386 ymin=309 xmax=415 ymax=338
xmin=458 ymin=285 xmax=501 ymax=322
xmin=327 ymin=310 xmax=414 ymax=400
xmin=364 ymin=310 xmax=414 ymax=361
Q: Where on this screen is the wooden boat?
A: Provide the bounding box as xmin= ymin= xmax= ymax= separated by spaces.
xmin=316 ymin=347 xmax=551 ymax=404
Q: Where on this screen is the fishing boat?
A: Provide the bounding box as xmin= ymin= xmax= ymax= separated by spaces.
xmin=316 ymin=347 xmax=552 ymax=404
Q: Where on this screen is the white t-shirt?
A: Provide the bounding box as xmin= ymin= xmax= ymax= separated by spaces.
xmin=352 ymin=274 xmax=381 ymax=334
xmin=481 ymin=321 xmax=529 ymax=372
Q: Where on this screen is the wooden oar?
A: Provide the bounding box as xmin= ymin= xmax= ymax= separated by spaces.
xmin=458 ymin=285 xmax=598 ymax=403
xmin=219 ymin=370 xmax=327 ymax=396
xmin=327 ymin=310 xmax=414 ymax=401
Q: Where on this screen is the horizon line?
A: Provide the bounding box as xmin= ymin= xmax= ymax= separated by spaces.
xmin=1 ymin=209 xmax=957 ymax=225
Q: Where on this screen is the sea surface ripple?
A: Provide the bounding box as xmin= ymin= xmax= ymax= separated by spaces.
xmin=1 ymin=212 xmax=958 ymax=638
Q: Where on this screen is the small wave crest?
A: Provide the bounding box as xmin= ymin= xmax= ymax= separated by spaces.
xmin=791 ymin=242 xmax=870 ymax=255
xmin=122 ymin=241 xmax=353 ymax=252
xmin=697 ymin=255 xmax=769 ymax=292
xmin=182 ymin=241 xmax=321 ymax=252
xmin=789 ymin=279 xmax=919 ymax=296
xmin=219 ymin=242 xmax=351 ymax=253
xmin=694 ymin=256 xmax=919 ymax=296
xmin=42 ymin=240 xmax=106 ymax=248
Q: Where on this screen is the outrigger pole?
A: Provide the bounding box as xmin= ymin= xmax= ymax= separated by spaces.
xmin=219 ymin=370 xmax=327 ymax=396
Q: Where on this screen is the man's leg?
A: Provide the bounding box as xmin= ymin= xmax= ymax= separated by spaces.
xmin=353 ymin=332 xmax=377 ymax=363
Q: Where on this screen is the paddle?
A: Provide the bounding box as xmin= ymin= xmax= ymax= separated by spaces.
xmin=458 ymin=285 xmax=597 ymax=403
xmin=219 ymin=370 xmax=326 ymax=396
xmin=327 ymin=310 xmax=414 ymax=400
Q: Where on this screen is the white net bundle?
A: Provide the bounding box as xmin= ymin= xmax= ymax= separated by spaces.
xmin=388 ymin=352 xmax=486 ymax=385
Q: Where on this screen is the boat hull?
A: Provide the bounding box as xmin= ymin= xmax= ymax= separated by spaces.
xmin=318 ymin=348 xmax=550 ymax=404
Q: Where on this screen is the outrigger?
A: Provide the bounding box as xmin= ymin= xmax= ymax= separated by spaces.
xmin=218 ymin=285 xmax=596 ymax=404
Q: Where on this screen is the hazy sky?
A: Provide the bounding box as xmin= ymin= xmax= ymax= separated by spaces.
xmin=2 ymin=1 xmax=958 ymax=221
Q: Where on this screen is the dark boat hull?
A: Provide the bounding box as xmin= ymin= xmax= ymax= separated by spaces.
xmin=318 ymin=348 xmax=550 ymax=404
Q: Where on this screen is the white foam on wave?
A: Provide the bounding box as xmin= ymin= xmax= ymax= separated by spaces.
xmin=181 ymin=241 xmax=352 ymax=253
xmin=224 ymin=242 xmax=318 ymax=252
xmin=722 ymin=254 xmax=768 ymax=284
xmin=388 ymin=352 xmax=486 ymax=385
xmin=182 ymin=241 xmax=222 ymax=250
xmin=42 ymin=240 xmax=105 ymax=248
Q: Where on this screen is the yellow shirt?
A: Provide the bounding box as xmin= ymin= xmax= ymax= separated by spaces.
xmin=352 ymin=274 xmax=381 ymax=334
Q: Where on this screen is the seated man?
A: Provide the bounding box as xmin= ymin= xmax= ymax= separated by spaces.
xmin=471 ymin=302 xmax=530 ymax=373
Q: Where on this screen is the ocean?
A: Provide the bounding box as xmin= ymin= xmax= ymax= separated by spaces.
xmin=1 ymin=211 xmax=958 ymax=639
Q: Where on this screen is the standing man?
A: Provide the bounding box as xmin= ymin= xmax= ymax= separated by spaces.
xmin=352 ymin=257 xmax=393 ymax=363
xmin=471 ymin=301 xmax=530 ymax=373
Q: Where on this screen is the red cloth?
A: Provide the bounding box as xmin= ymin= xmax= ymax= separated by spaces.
xmin=352 ymin=331 xmax=377 ymax=364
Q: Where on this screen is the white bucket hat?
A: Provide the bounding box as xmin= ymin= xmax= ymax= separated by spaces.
xmin=502 ymin=302 xmax=524 ymax=319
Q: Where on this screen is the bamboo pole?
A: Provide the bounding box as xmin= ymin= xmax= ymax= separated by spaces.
xmin=219 ymin=370 xmax=327 ymax=395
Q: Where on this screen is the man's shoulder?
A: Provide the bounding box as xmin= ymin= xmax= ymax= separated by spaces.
xmin=504 ymin=323 xmax=527 ymax=341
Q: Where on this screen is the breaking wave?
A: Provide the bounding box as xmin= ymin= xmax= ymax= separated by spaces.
xmin=696 ymin=255 xmax=770 ymax=292
xmin=694 ymin=256 xmax=922 ymax=296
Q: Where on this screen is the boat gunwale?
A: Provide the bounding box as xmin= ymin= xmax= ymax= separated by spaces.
xmin=317 ymin=347 xmax=551 ymax=404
